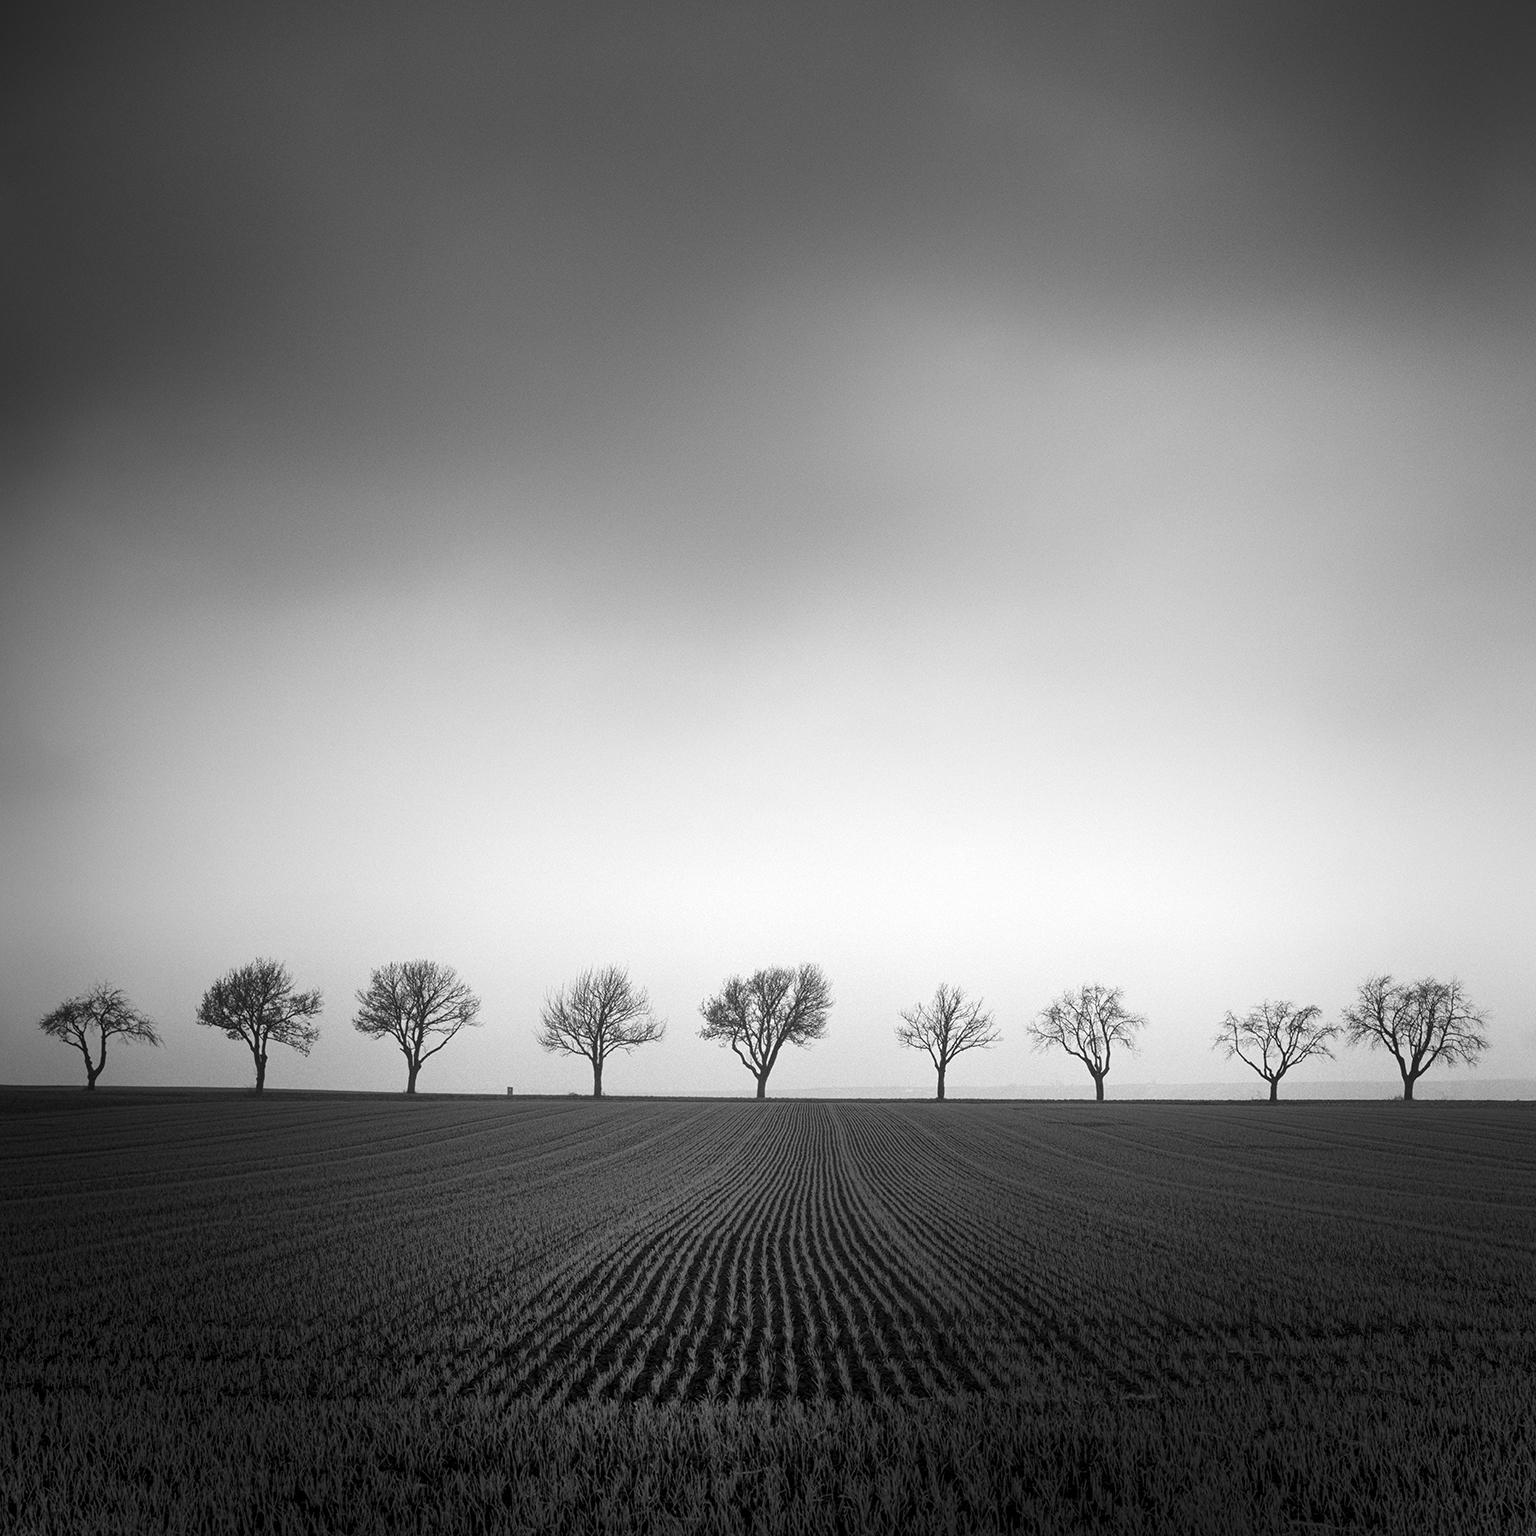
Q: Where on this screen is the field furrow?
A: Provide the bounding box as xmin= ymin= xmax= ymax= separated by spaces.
xmin=4 ymin=1092 xmax=1533 ymax=1426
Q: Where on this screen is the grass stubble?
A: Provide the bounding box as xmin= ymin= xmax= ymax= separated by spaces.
xmin=2 ymin=1090 xmax=1532 ymax=1533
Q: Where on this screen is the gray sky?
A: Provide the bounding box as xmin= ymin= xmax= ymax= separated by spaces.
xmin=4 ymin=1 xmax=1534 ymax=1096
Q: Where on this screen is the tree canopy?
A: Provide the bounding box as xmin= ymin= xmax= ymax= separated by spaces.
xmin=1027 ymin=984 xmax=1144 ymax=1100
xmin=1213 ymin=1000 xmax=1335 ymax=1101
xmin=1340 ymin=975 xmax=1489 ymax=1100
xmin=195 ymin=957 xmax=322 ymax=1092
xmin=537 ymin=965 xmax=665 ymax=1097
xmin=353 ymin=960 xmax=482 ymax=1094
xmin=896 ymin=984 xmax=1000 ymax=1099
xmin=699 ymin=964 xmax=832 ymax=1098
xmin=37 ymin=983 xmax=161 ymax=1089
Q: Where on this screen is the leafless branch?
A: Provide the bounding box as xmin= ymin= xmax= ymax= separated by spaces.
xmin=537 ymin=965 xmax=665 ymax=1097
xmin=1341 ymin=974 xmax=1489 ymax=1100
xmin=896 ymin=983 xmax=1000 ymax=1099
xmin=1026 ymin=984 xmax=1144 ymax=1100
xmin=1213 ymin=1000 xmax=1334 ymax=1099
xmin=699 ymin=964 xmax=832 ymax=1097
xmin=37 ymin=982 xmax=161 ymax=1088
xmin=195 ymin=957 xmax=322 ymax=1090
xmin=353 ymin=959 xmax=482 ymax=1093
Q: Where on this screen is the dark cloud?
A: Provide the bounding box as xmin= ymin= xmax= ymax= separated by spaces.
xmin=5 ymin=1 xmax=1533 ymax=657
xmin=4 ymin=4 xmax=910 ymax=457
xmin=9 ymin=1 xmax=1531 ymax=478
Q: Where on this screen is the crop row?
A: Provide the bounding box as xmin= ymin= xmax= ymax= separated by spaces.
xmin=3 ymin=1092 xmax=1534 ymax=1531
xmin=4 ymin=1095 xmax=1533 ymax=1408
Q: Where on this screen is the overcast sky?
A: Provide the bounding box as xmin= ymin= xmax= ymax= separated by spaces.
xmin=4 ymin=1 xmax=1534 ymax=1097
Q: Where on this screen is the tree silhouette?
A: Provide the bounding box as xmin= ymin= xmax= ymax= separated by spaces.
xmin=699 ymin=964 xmax=831 ymax=1098
xmin=353 ymin=960 xmax=482 ymax=1094
xmin=37 ymin=983 xmax=161 ymax=1089
xmin=195 ymin=958 xmax=322 ymax=1092
xmin=896 ymin=983 xmax=1000 ymax=1100
xmin=537 ymin=965 xmax=665 ymax=1098
xmin=1027 ymin=984 xmax=1144 ymax=1101
xmin=1341 ymin=975 xmax=1489 ymax=1101
xmin=1213 ymin=1000 xmax=1335 ymax=1101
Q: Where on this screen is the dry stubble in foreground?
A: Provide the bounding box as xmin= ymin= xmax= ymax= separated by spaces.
xmin=2 ymin=1091 xmax=1533 ymax=1533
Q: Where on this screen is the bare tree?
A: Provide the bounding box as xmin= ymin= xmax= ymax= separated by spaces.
xmin=1027 ymin=984 xmax=1144 ymax=1101
xmin=1213 ymin=1000 xmax=1336 ymax=1102
xmin=37 ymin=983 xmax=161 ymax=1089
xmin=896 ymin=983 xmax=1000 ymax=1100
xmin=353 ymin=960 xmax=482 ymax=1094
xmin=537 ymin=965 xmax=665 ymax=1098
xmin=1341 ymin=975 xmax=1490 ymax=1102
xmin=195 ymin=957 xmax=322 ymax=1092
xmin=699 ymin=964 xmax=831 ymax=1098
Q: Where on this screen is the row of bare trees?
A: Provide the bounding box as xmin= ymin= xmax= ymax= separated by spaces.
xmin=536 ymin=963 xmax=835 ymax=1099
xmin=1215 ymin=979 xmax=1491 ymax=1101
xmin=33 ymin=960 xmax=828 ymax=1099
xmin=37 ymin=959 xmax=483 ymax=1096
xmin=1025 ymin=978 xmax=1491 ymax=1103
xmin=37 ymin=965 xmax=1491 ymax=1102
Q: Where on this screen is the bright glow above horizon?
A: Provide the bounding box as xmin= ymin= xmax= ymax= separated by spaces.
xmin=4 ymin=2 xmax=1534 ymax=1097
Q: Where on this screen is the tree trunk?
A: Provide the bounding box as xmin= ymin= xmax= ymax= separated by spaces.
xmin=593 ymin=1058 xmax=604 ymax=1099
xmin=1092 ymin=1072 xmax=1105 ymax=1101
xmin=85 ymin=1064 xmax=100 ymax=1090
xmin=755 ymin=1072 xmax=768 ymax=1099
xmin=936 ymin=1061 xmax=946 ymax=1101
xmin=1402 ymin=1073 xmax=1415 ymax=1102
xmin=1268 ymin=1077 xmax=1279 ymax=1102
xmin=406 ymin=1059 xmax=420 ymax=1095
xmin=254 ymin=1051 xmax=267 ymax=1093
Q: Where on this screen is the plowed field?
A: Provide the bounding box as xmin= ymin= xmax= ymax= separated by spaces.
xmin=2 ymin=1092 xmax=1532 ymax=1532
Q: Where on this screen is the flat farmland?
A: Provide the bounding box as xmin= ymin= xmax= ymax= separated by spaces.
xmin=2 ymin=1092 xmax=1533 ymax=1533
